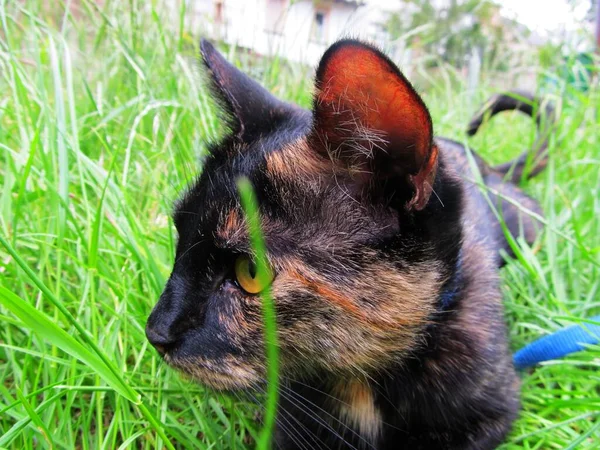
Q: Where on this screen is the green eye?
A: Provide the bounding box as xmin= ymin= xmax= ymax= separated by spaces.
xmin=234 ymin=255 xmax=272 ymax=294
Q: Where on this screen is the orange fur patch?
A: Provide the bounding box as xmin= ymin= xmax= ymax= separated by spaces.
xmin=216 ymin=209 xmax=245 ymax=244
xmin=265 ymin=138 xmax=332 ymax=184
xmin=331 ymin=379 xmax=383 ymax=440
xmin=286 ymin=268 xmax=410 ymax=330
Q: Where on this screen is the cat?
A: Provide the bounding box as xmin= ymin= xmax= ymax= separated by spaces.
xmin=146 ymin=39 xmax=552 ymax=449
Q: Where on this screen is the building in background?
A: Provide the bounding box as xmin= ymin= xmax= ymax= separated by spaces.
xmin=178 ymin=0 xmax=557 ymax=91
xmin=182 ymin=0 xmax=395 ymax=65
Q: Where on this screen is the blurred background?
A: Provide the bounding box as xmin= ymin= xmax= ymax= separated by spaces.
xmin=201 ymin=0 xmax=599 ymax=91
xmin=25 ymin=0 xmax=600 ymax=108
xmin=179 ymin=0 xmax=597 ymax=84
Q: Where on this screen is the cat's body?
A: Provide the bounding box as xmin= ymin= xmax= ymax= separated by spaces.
xmin=274 ymin=136 xmax=526 ymax=450
xmin=146 ymin=40 xmax=551 ymax=449
xmin=271 ymin=135 xmax=536 ymax=450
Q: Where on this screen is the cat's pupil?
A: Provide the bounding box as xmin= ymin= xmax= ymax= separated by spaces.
xmin=248 ymin=261 xmax=257 ymax=279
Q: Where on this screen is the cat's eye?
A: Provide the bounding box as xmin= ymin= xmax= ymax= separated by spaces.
xmin=234 ymin=255 xmax=273 ymax=294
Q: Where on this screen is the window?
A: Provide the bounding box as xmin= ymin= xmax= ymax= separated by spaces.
xmin=311 ymin=10 xmax=327 ymax=43
xmin=214 ymin=0 xmax=224 ymax=25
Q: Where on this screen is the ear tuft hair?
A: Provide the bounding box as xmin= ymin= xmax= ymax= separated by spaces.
xmin=310 ymin=39 xmax=437 ymax=211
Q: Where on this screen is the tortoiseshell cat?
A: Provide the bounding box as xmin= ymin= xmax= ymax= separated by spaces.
xmin=146 ymin=40 xmax=551 ymax=449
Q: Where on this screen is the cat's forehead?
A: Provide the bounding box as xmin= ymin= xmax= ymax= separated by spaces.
xmin=173 ymin=132 xmax=374 ymax=254
xmin=174 ymin=132 xmax=320 ymax=233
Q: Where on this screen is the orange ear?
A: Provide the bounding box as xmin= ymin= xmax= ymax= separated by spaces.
xmin=311 ymin=40 xmax=437 ymax=210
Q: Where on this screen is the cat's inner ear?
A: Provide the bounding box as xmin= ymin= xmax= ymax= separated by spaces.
xmin=200 ymin=39 xmax=295 ymax=141
xmin=310 ymin=40 xmax=438 ymax=210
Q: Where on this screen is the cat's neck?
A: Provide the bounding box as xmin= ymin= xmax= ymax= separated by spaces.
xmin=437 ymin=248 xmax=465 ymax=310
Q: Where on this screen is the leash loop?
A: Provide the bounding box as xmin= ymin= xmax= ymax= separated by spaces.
xmin=513 ymin=316 xmax=600 ymax=370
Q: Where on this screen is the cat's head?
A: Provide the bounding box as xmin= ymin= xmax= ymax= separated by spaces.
xmin=145 ymin=39 xmax=462 ymax=390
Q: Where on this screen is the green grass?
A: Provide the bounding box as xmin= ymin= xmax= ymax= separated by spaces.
xmin=237 ymin=178 xmax=280 ymax=450
xmin=1 ymin=1 xmax=599 ymax=449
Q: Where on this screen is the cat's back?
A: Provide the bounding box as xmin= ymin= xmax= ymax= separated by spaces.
xmin=436 ymin=136 xmax=543 ymax=263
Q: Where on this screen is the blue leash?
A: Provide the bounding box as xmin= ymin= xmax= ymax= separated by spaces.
xmin=513 ymin=315 xmax=600 ymax=370
xmin=439 ymin=256 xmax=599 ymax=369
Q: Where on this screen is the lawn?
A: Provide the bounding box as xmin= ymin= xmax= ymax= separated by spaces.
xmin=1 ymin=1 xmax=599 ymax=449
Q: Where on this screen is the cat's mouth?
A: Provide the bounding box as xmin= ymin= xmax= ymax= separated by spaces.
xmin=164 ymin=354 xmax=261 ymax=391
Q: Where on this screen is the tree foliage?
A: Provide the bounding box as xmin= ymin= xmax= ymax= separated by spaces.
xmin=386 ymin=0 xmax=518 ymax=67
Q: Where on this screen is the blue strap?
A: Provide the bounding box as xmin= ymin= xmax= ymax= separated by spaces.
xmin=513 ymin=316 xmax=600 ymax=370
xmin=437 ymin=252 xmax=599 ymax=368
xmin=439 ymin=252 xmax=464 ymax=310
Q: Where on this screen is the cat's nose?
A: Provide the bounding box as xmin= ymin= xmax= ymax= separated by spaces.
xmin=145 ymin=325 xmax=176 ymax=356
xmin=146 ymin=274 xmax=201 ymax=355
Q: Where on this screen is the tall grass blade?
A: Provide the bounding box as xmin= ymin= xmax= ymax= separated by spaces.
xmin=237 ymin=177 xmax=280 ymax=450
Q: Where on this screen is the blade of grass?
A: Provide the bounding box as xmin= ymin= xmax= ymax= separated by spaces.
xmin=0 ymin=392 xmax=64 ymax=448
xmin=0 ymin=234 xmax=176 ymax=450
xmin=237 ymin=177 xmax=279 ymax=450
xmin=0 ymin=285 xmax=133 ymax=401
xmin=13 ymin=386 xmax=54 ymax=449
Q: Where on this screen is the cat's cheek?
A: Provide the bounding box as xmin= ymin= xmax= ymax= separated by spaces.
xmin=165 ymin=353 xmax=264 ymax=390
xmin=162 ymin=326 xmax=266 ymax=390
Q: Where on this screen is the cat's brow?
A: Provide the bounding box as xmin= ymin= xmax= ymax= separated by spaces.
xmin=173 ymin=210 xmax=200 ymax=219
xmin=214 ymin=208 xmax=249 ymax=250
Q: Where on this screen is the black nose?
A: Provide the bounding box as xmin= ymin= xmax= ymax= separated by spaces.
xmin=145 ymin=325 xmax=176 ymax=356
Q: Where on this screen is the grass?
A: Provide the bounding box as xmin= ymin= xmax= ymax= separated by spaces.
xmin=236 ymin=177 xmax=280 ymax=450
xmin=0 ymin=0 xmax=599 ymax=449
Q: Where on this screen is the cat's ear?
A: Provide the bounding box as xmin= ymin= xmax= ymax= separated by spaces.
xmin=310 ymin=40 xmax=437 ymax=211
xmin=200 ymin=39 xmax=295 ymax=141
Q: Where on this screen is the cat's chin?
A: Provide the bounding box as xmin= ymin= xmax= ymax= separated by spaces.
xmin=164 ymin=354 xmax=261 ymax=391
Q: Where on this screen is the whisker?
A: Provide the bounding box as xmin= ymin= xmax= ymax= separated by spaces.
xmin=174 ymin=210 xmax=201 ymax=217
xmin=283 ymin=377 xmax=352 ymax=407
xmin=284 ymin=376 xmax=407 ymax=433
xmin=254 ymin=384 xmax=327 ymax=449
xmin=271 ymin=387 xmax=330 ymax=450
xmin=278 ymin=384 xmax=363 ymax=450
xmin=278 ymin=407 xmax=324 ymax=450
xmin=174 ymin=239 xmax=205 ymax=264
xmin=247 ymin=385 xmax=313 ymax=450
